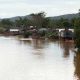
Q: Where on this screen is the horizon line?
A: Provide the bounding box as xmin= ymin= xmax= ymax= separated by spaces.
xmin=0 ymin=12 xmax=78 ymax=19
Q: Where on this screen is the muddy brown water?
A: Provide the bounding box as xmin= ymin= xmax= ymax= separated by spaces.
xmin=0 ymin=36 xmax=79 ymax=80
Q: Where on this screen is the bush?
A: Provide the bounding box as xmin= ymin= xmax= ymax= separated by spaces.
xmin=24 ymin=31 xmax=32 ymax=38
xmin=0 ymin=27 xmax=5 ymax=33
xmin=39 ymin=30 xmax=46 ymax=37
xmin=46 ymin=31 xmax=58 ymax=39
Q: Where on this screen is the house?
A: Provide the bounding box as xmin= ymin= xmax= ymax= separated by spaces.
xmin=56 ymin=28 xmax=74 ymax=40
xmin=9 ymin=29 xmax=20 ymax=35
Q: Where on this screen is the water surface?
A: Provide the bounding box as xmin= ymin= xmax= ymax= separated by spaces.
xmin=0 ymin=36 xmax=79 ymax=80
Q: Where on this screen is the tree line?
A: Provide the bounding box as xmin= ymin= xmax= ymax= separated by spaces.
xmin=0 ymin=11 xmax=79 ymax=31
xmin=0 ymin=10 xmax=80 ymax=51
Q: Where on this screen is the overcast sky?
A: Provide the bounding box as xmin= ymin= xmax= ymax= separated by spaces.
xmin=0 ymin=0 xmax=80 ymax=18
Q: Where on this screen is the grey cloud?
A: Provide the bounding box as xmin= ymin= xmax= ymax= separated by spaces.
xmin=0 ymin=0 xmax=80 ymax=18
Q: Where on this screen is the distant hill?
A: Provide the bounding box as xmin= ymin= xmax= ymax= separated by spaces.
xmin=1 ymin=15 xmax=33 ymax=22
xmin=1 ymin=13 xmax=80 ymax=21
xmin=48 ymin=13 xmax=80 ymax=20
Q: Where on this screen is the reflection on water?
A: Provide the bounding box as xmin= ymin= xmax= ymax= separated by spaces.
xmin=59 ymin=41 xmax=74 ymax=58
xmin=0 ymin=36 xmax=79 ymax=80
xmin=74 ymin=52 xmax=80 ymax=80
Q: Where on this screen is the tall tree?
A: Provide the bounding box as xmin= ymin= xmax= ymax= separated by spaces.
xmin=30 ymin=12 xmax=46 ymax=28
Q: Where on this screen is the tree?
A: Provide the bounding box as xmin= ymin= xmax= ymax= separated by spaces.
xmin=62 ymin=21 xmax=71 ymax=29
xmin=30 ymin=12 xmax=46 ymax=28
xmin=55 ymin=18 xmax=71 ymax=29
xmin=74 ymin=9 xmax=80 ymax=51
xmin=15 ymin=17 xmax=24 ymax=28
xmin=56 ymin=18 xmax=65 ymax=28
xmin=0 ymin=19 xmax=13 ymax=30
xmin=47 ymin=19 xmax=57 ymax=29
xmin=42 ymin=18 xmax=50 ymax=28
xmin=15 ymin=17 xmax=34 ymax=31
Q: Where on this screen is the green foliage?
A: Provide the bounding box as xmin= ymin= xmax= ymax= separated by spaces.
xmin=30 ymin=12 xmax=46 ymax=28
xmin=24 ymin=31 xmax=32 ymax=38
xmin=48 ymin=19 xmax=57 ymax=29
xmin=46 ymin=31 xmax=58 ymax=39
xmin=47 ymin=18 xmax=73 ymax=29
xmin=39 ymin=30 xmax=46 ymax=37
xmin=0 ymin=27 xmax=5 ymax=33
xmin=15 ymin=17 xmax=32 ymax=29
xmin=74 ymin=18 xmax=80 ymax=51
xmin=1 ymin=19 xmax=13 ymax=26
xmin=0 ymin=11 xmax=79 ymax=39
xmin=0 ymin=19 xmax=14 ymax=31
xmin=42 ymin=18 xmax=49 ymax=28
xmin=0 ymin=12 xmax=76 ymax=32
xmin=62 ymin=21 xmax=71 ymax=29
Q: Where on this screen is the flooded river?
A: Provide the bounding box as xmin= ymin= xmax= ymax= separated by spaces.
xmin=0 ymin=36 xmax=80 ymax=80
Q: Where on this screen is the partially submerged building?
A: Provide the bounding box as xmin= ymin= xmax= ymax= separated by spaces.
xmin=9 ymin=29 xmax=20 ymax=35
xmin=57 ymin=29 xmax=74 ymax=40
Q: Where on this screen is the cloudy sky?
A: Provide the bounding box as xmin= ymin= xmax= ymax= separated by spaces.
xmin=0 ymin=0 xmax=80 ymax=18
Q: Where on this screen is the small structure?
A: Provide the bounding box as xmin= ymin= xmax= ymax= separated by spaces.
xmin=57 ymin=28 xmax=74 ymax=40
xmin=9 ymin=29 xmax=20 ymax=35
xmin=57 ymin=29 xmax=74 ymax=33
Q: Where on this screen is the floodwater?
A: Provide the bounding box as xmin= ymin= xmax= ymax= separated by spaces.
xmin=0 ymin=36 xmax=79 ymax=80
